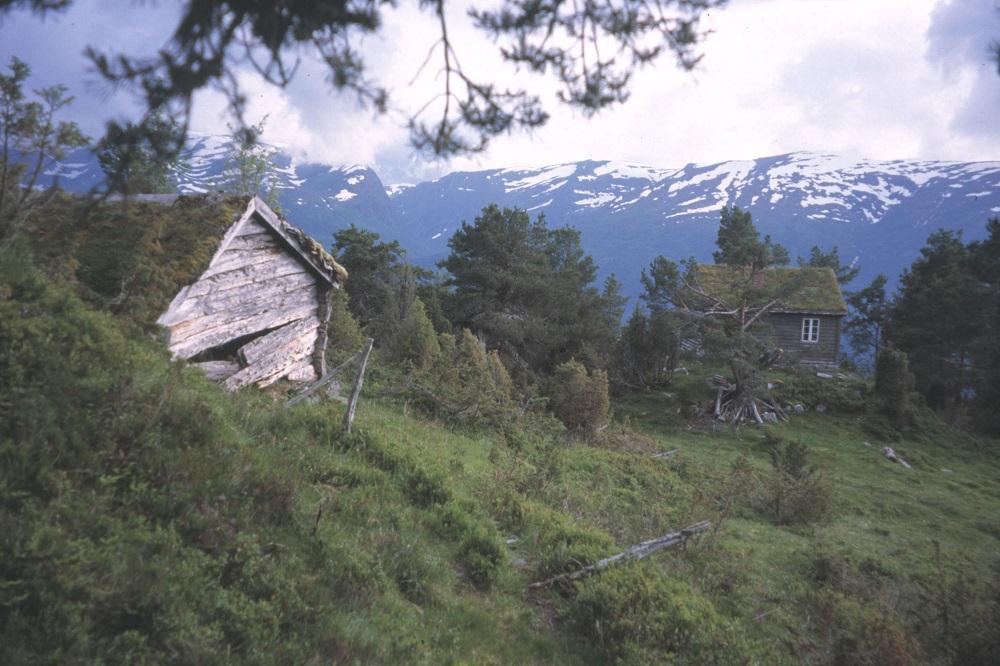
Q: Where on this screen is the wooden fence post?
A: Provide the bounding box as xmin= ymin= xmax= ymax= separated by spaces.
xmin=342 ymin=338 xmax=374 ymax=434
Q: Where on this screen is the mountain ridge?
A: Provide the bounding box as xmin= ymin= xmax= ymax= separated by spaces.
xmin=37 ymin=140 xmax=1000 ymax=299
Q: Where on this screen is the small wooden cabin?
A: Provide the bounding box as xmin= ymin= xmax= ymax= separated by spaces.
xmin=695 ymin=265 xmax=848 ymax=368
xmin=157 ymin=196 xmax=348 ymax=390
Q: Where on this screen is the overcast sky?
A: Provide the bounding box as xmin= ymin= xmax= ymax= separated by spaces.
xmin=1 ymin=0 xmax=998 ymax=183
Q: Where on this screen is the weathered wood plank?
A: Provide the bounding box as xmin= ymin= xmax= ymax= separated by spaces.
xmin=191 ymin=360 xmax=241 ymax=381
xmin=162 ymin=276 xmax=317 ymax=327
xmin=285 ymin=352 xmax=360 ymax=407
xmin=231 ymin=215 xmax=271 ymax=237
xmin=342 ymin=338 xmax=374 ymax=434
xmin=224 ymin=330 xmax=316 ymax=391
xmin=168 ymin=290 xmax=317 ymax=343
xmin=224 ymin=231 xmax=280 ymax=252
xmin=249 ymin=196 xmax=336 ymax=287
xmin=286 ymin=361 xmax=317 ymax=383
xmin=193 ymin=251 xmax=311 ymax=289
xmin=202 ymin=246 xmax=290 ymax=278
xmin=168 ymin=303 xmax=318 ymax=359
xmin=178 ymin=251 xmax=311 ymax=299
xmin=239 ymin=316 xmax=320 ymax=366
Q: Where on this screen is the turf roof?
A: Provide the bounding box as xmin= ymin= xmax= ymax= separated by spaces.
xmin=23 ymin=193 xmax=347 ymax=328
xmin=695 ymin=264 xmax=848 ymax=315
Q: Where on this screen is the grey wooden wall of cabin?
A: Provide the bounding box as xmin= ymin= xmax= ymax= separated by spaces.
xmin=764 ymin=313 xmax=842 ymax=366
xmin=160 ymin=215 xmax=327 ymax=390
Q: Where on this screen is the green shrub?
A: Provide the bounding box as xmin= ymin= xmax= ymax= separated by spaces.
xmin=405 ymin=329 xmax=515 ymax=428
xmin=433 ymin=501 xmax=506 ymax=589
xmin=325 ymin=286 xmax=366 ymax=367
xmin=390 ymin=297 xmax=440 ymax=369
xmin=759 ymin=441 xmax=834 ymax=525
xmin=404 ymin=463 xmax=451 ymax=507
xmin=458 ymin=522 xmax=506 ymax=588
xmin=570 ymin=562 xmax=743 ymax=663
xmin=531 ymin=511 xmax=614 ymax=581
xmin=808 ymin=590 xmax=913 ymax=666
xmin=771 ymin=370 xmax=868 ymax=413
xmin=875 ymin=348 xmax=914 ymax=428
xmin=549 ymin=359 xmax=610 ymax=433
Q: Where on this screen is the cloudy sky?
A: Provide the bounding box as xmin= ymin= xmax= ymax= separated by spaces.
xmin=1 ymin=0 xmax=998 ymax=183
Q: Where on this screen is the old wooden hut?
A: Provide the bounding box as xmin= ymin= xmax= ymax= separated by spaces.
xmin=157 ymin=196 xmax=348 ymax=390
xmin=695 ymin=265 xmax=848 ymax=368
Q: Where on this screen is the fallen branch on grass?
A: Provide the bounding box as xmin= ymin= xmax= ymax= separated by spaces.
xmin=526 ymin=520 xmax=711 ymax=590
xmin=651 ymin=449 xmax=680 ymax=459
xmin=881 ymin=446 xmax=912 ymax=469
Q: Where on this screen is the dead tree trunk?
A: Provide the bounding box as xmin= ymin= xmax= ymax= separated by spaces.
xmin=710 ymin=349 xmax=788 ymax=426
xmin=527 ymin=520 xmax=711 ymax=589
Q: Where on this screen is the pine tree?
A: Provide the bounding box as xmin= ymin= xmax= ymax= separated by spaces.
xmin=799 ymin=245 xmax=860 ymax=286
xmin=0 ymin=57 xmax=87 ymax=239
xmin=97 ymin=112 xmax=182 ymax=194
xmin=439 ymin=204 xmax=612 ymax=377
xmin=889 ymin=230 xmax=986 ymax=411
xmin=713 ymin=206 xmax=788 ymax=270
xmin=844 ymin=274 xmax=889 ymax=368
xmin=391 ymin=298 xmax=441 ymax=369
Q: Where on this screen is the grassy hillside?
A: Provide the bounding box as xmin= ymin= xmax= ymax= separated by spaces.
xmin=2 ymin=198 xmax=999 ymax=663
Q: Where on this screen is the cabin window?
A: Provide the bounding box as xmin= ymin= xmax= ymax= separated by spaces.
xmin=801 ymin=318 xmax=820 ymax=343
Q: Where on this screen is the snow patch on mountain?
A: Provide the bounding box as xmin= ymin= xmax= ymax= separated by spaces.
xmin=592 ymin=161 xmax=674 ymax=181
xmin=386 ymin=183 xmax=414 ymax=197
xmin=503 ymin=163 xmax=577 ymax=192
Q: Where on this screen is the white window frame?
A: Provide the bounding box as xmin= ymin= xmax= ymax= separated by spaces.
xmin=801 ymin=318 xmax=820 ymax=343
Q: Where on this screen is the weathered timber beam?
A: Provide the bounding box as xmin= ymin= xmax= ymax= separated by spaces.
xmin=180 ymin=260 xmax=310 ymax=300
xmin=239 ymin=316 xmax=321 ymax=366
xmin=652 ymin=449 xmax=680 ymax=459
xmin=527 ymin=520 xmax=711 ymax=589
xmin=285 ymin=351 xmax=361 ymax=407
xmin=202 ymin=247 xmax=291 ymax=278
xmin=162 ymin=276 xmax=317 ymax=328
xmin=342 ymin=338 xmax=374 ymax=433
xmin=191 ymin=360 xmax=240 ymax=381
xmin=169 ymin=304 xmax=317 ymax=359
xmin=189 ymin=257 xmax=310 ymax=294
xmin=223 ymin=331 xmax=317 ymax=391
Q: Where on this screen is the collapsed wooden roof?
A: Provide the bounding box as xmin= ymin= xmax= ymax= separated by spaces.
xmin=156 ymin=196 xmax=348 ymax=390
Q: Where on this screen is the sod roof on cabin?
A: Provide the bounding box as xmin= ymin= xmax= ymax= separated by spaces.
xmin=695 ymin=264 xmax=848 ymax=315
xmin=22 ymin=193 xmax=347 ymax=329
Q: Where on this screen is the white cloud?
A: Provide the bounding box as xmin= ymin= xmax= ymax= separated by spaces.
xmin=3 ymin=0 xmax=999 ymax=180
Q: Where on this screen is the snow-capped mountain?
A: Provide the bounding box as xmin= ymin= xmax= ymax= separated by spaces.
xmin=36 ymin=140 xmax=1000 ymax=300
xmin=380 ymin=153 xmax=1000 ymax=298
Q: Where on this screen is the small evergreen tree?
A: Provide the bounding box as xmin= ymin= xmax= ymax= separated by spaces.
xmin=844 ymin=274 xmax=889 ymax=369
xmin=713 ymin=205 xmax=788 ymax=270
xmin=798 ymin=245 xmax=860 ymax=286
xmin=874 ymin=347 xmax=913 ymax=428
xmin=97 ymin=112 xmax=181 ymax=194
xmin=403 ymin=329 xmax=513 ymax=427
xmin=440 ymin=204 xmax=616 ymax=379
xmin=331 ymin=225 xmax=408 ymax=342
xmin=889 ymin=230 xmax=985 ymax=411
xmin=325 ymin=287 xmax=366 ymax=367
xmin=222 ymin=117 xmax=280 ymax=207
xmin=391 ymin=298 xmax=440 ymax=369
xmin=550 ymin=359 xmax=610 ymax=433
xmin=0 ymin=56 xmax=88 ymax=240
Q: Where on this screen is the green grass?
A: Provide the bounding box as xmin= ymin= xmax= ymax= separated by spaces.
xmin=4 ymin=230 xmax=999 ymax=663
